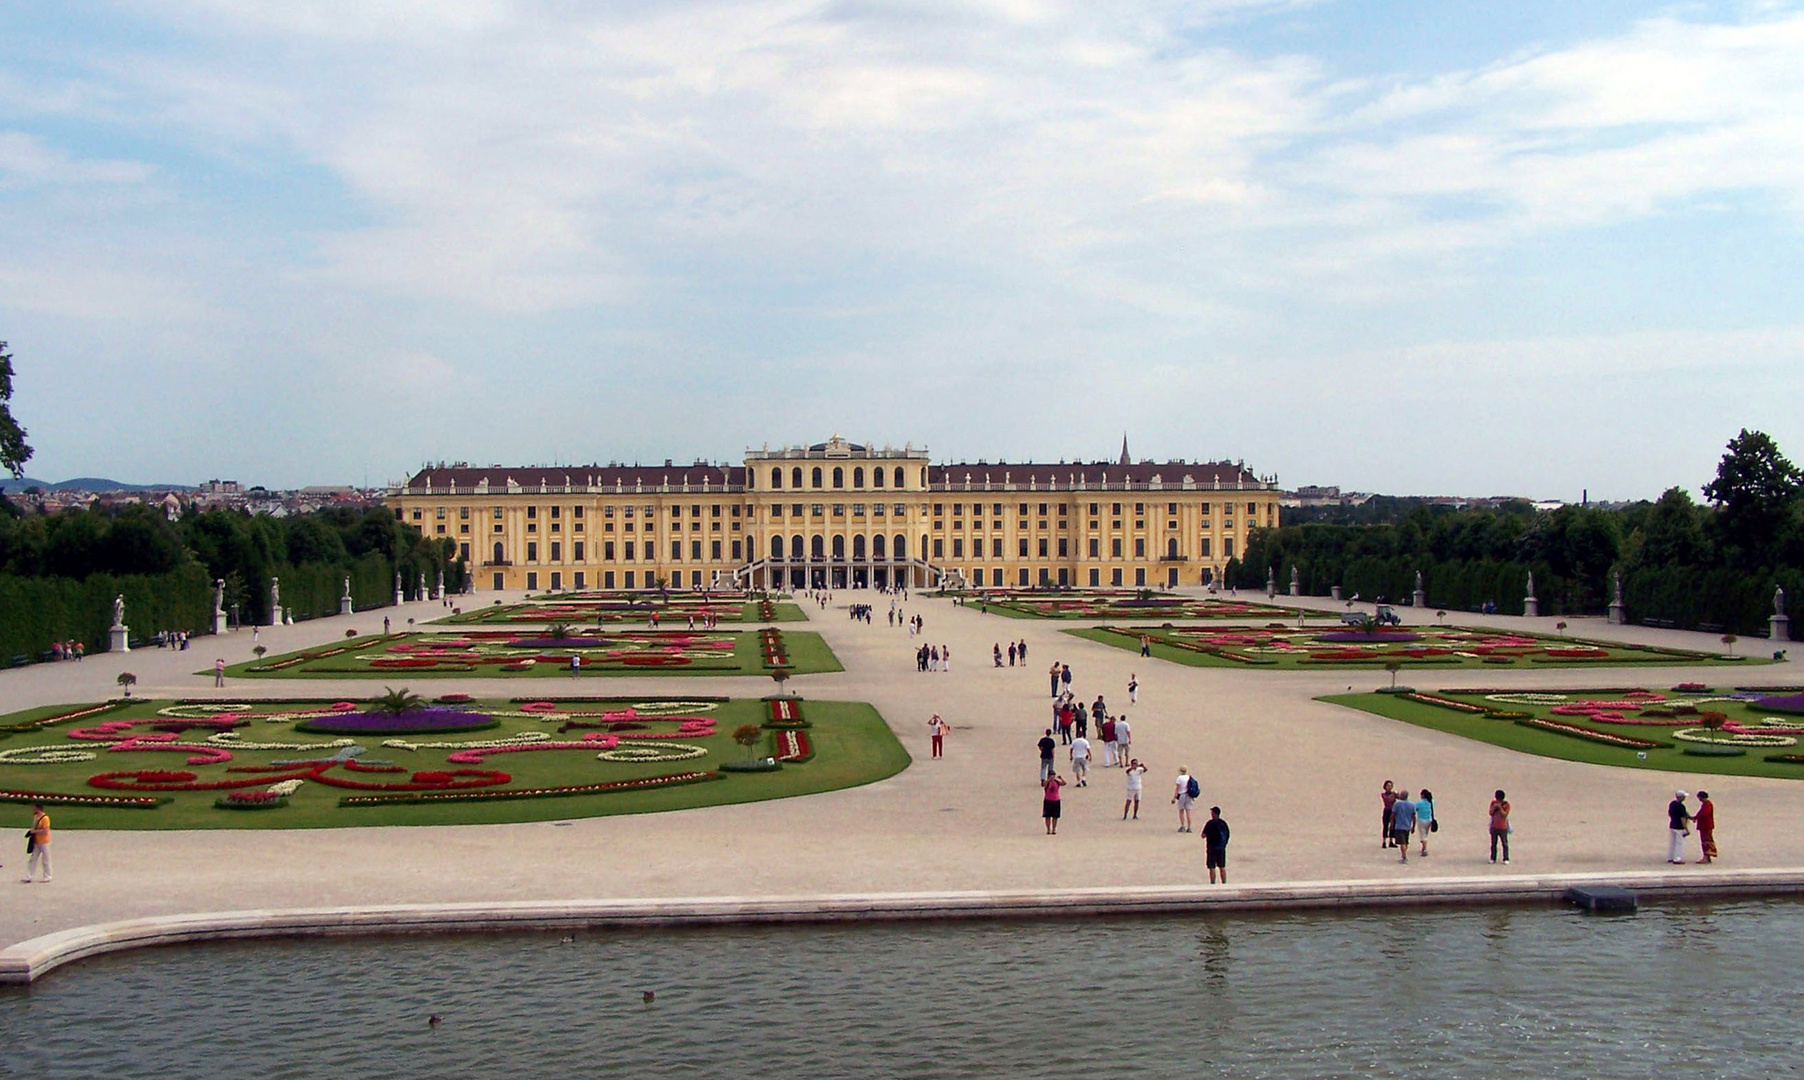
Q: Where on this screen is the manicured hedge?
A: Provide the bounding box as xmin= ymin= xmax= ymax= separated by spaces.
xmin=0 ymin=564 xmax=211 ymax=661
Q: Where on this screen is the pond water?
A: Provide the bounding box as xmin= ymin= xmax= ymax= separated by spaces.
xmin=2 ymin=899 xmax=1799 ymax=1079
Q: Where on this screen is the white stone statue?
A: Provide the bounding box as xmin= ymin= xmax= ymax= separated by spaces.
xmin=270 ymin=577 xmax=281 ymax=622
xmin=1525 ymin=571 xmax=1536 ymax=598
xmin=112 ymin=594 xmax=125 ymax=628
xmin=214 ymin=579 xmax=225 ymax=615
xmin=1778 ymin=585 xmax=1788 ymax=617
xmin=342 ymin=575 xmax=352 ymax=602
xmin=1613 ymin=570 xmax=1623 ymax=605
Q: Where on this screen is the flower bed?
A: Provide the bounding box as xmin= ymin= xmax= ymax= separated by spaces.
xmin=764 ymin=698 xmax=808 ymax=728
xmin=215 ymin=790 xmax=291 ymax=810
xmin=1514 ymin=717 xmax=1667 ymax=750
xmin=0 ymin=786 xmax=168 ymax=808
xmin=297 ymin=708 xmax=498 ymax=735
xmin=759 ymin=628 xmax=790 ymax=667
xmin=338 ymin=769 xmax=719 ymax=806
xmin=1754 ymin=693 xmax=1804 ymax=716
xmin=0 ymin=701 xmax=130 ymax=736
xmin=774 ymin=730 xmax=813 ymax=763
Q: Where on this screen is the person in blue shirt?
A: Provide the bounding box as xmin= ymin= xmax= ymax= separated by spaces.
xmin=1390 ymin=790 xmax=1417 ymax=862
xmin=1414 ymin=789 xmax=1436 ymax=857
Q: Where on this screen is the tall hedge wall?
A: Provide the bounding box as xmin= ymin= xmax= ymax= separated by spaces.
xmin=0 ymin=563 xmax=212 ymax=661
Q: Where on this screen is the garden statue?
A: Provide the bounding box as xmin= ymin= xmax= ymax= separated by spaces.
xmin=340 ymin=575 xmax=354 ymax=616
xmin=1412 ymin=570 xmax=1426 ymax=609
xmin=1779 ymin=585 xmax=1788 ymax=616
xmin=394 ymin=571 xmax=404 ymax=606
xmin=1523 ymin=572 xmax=1539 ymax=618
xmin=1289 ymin=566 xmax=1300 ymax=597
xmin=1608 ymin=569 xmax=1626 ymax=625
xmin=1265 ymin=566 xmax=1276 ymax=599
xmin=213 ymin=578 xmax=229 ymax=635
xmin=1774 ymin=584 xmax=1792 ymax=648
xmin=435 ymin=568 xmax=445 ymax=600
xmin=109 ymin=594 xmax=130 ymax=653
xmin=418 ymin=572 xmax=428 ymax=602
xmin=269 ymin=578 xmax=281 ymax=627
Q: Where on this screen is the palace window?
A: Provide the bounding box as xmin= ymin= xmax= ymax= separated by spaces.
xmin=832 ymin=504 xmax=845 ymax=518
xmin=625 ymin=541 xmax=635 ymax=559
xmin=605 ymin=541 xmax=616 ymax=560
xmin=1200 ymin=538 xmax=1211 ymax=557
xmin=952 ymin=539 xmax=963 ymax=557
xmin=460 ymin=507 xmax=470 ymax=519
xmin=550 ymin=506 xmax=560 ymax=519
xmin=692 ymin=540 xmax=702 ymax=560
xmin=852 ymin=503 xmax=866 ymax=516
xmin=873 ymin=468 xmax=885 ymax=488
xmin=933 ymin=539 xmax=944 ymax=558
xmin=772 ymin=504 xmax=784 ymax=518
xmin=435 ymin=507 xmax=446 ymax=519
xmin=1089 ymin=503 xmax=1099 ymax=516
xmin=894 ymin=467 xmax=905 ymax=488
xmin=894 ymin=504 xmax=906 ymax=516
xmin=1111 ymin=503 xmax=1121 ymax=516
xmin=1038 ymin=538 xmax=1048 ymax=557
xmin=1224 ymin=537 xmax=1234 ymax=557
xmin=527 ymin=522 xmax=537 ymax=533
xmin=1168 ymin=503 xmax=1178 ymax=515
xmin=494 ymin=507 xmax=504 ymax=519
xmin=550 ymin=541 xmax=562 ymax=561
xmin=1088 ymin=538 xmax=1099 ymax=558
xmin=772 ymin=467 xmax=784 ymax=489
xmin=527 ymin=506 xmax=537 ymax=519
xmin=1248 ymin=502 xmax=1257 ymax=515
xmin=812 ymin=467 xmax=823 ymax=489
xmin=1111 ymin=538 xmax=1122 ymax=558
xmin=1134 ymin=538 xmax=1145 ymax=558
xmin=811 ymin=504 xmax=825 ymax=518
xmin=1019 ymin=538 xmax=1029 ymax=557
xmin=832 ymin=467 xmax=843 ymax=488
xmin=711 ymin=540 xmax=722 ymax=560
xmin=574 ymin=541 xmax=585 ymax=561
xmin=527 ymin=541 xmax=539 ymax=561
xmin=792 ymin=467 xmax=803 ymax=489
xmin=672 ymin=541 xmax=682 ymax=560
xmin=1057 ymin=538 xmax=1068 ymax=557
xmin=793 ymin=503 xmax=804 ymax=517
xmin=459 ymin=524 xmax=469 ymax=534
xmin=853 ymin=467 xmax=864 ymax=488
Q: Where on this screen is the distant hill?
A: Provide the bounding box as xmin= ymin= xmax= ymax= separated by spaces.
xmin=0 ymin=477 xmax=195 ymax=494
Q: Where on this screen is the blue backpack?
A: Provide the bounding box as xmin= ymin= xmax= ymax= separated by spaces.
xmin=1186 ymin=776 xmax=1200 ymax=799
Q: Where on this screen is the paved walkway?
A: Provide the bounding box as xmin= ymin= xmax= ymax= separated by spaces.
xmin=3 ymin=590 xmax=1800 ymax=952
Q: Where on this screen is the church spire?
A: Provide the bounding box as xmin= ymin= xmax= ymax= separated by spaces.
xmin=1119 ymin=433 xmax=1130 ymax=466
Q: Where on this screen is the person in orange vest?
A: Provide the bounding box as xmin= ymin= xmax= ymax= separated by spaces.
xmin=24 ymin=803 xmax=51 ymax=883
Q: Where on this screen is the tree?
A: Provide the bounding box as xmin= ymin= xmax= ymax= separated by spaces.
xmin=1722 ymin=633 xmax=1738 ymax=657
xmin=770 ymin=665 xmax=792 ymax=697
xmin=732 ymin=723 xmax=765 ymax=762
xmin=1383 ymin=658 xmax=1403 ymax=689
xmin=372 ymin=686 xmax=425 ymax=714
xmin=116 ymin=671 xmax=137 ymax=698
xmin=1703 ymin=430 xmax=1802 ymax=566
xmin=1635 ymin=487 xmax=1710 ymax=567
xmin=0 ymin=341 xmax=32 ymax=478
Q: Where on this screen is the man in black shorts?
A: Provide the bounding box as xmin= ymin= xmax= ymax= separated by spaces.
xmin=1201 ymin=806 xmax=1230 ymax=884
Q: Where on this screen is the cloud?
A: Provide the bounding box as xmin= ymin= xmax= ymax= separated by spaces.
xmin=0 ymin=130 xmax=152 ymax=186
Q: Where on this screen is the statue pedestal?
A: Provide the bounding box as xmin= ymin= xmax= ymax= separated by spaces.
xmin=109 ymin=625 xmax=130 ymax=653
xmin=1608 ymin=602 xmax=1626 ymax=625
xmin=394 ymin=589 xmax=405 ymax=606
xmin=1413 ymin=588 xmax=1427 ymax=608
xmin=1524 ymin=598 xmax=1539 ymax=618
xmin=1265 ymin=585 xmax=1275 ymax=599
xmin=340 ymin=597 xmax=354 ymax=616
xmin=1773 ymin=615 xmax=1791 ymax=646
xmin=1289 ymin=583 xmax=1300 ymax=597
xmin=213 ymin=611 xmax=228 ymax=635
xmin=1331 ymin=586 xmax=1342 ymax=601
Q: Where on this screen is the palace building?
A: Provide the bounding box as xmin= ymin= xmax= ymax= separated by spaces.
xmin=386 ymin=437 xmax=1280 ymax=592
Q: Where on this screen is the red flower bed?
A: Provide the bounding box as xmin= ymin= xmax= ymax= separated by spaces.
xmin=89 ymin=759 xmax=513 ymax=793
xmin=773 ymin=730 xmax=812 ymax=762
xmin=0 ymin=786 xmax=166 ymax=808
xmin=1544 ymin=648 xmax=1612 ymax=659
xmin=339 ymin=770 xmax=718 ymax=806
xmin=1516 ymin=717 xmax=1665 ymax=749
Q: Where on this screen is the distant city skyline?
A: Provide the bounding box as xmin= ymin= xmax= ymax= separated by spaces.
xmin=2 ymin=2 xmax=1801 ymax=500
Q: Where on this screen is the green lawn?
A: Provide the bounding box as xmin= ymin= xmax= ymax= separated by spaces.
xmin=0 ymin=696 xmax=906 ymax=828
xmin=1325 ymin=686 xmax=1804 ymax=780
xmin=215 ymin=628 xmax=842 ymax=679
xmin=1068 ymin=624 xmax=1763 ymax=670
xmin=946 ymin=591 xmax=1307 ymax=620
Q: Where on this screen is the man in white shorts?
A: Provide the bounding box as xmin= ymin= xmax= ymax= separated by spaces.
xmin=1172 ymin=767 xmax=1197 ymax=832
xmin=1069 ymin=734 xmax=1091 ymax=787
xmin=1123 ymin=758 xmax=1146 ymax=820
xmin=1114 ymin=716 xmax=1131 ymax=765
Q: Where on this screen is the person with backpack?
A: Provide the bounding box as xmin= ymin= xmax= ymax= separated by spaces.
xmin=1172 ymin=767 xmax=1199 ymax=832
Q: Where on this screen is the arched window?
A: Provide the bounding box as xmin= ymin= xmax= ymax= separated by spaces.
xmin=853 ymin=535 xmax=866 ymax=559
xmin=832 ymin=535 xmax=845 ymax=559
xmin=771 ymin=467 xmax=783 ymax=489
xmin=894 ymin=534 xmax=907 ymax=560
xmin=791 ymin=467 xmax=803 ymax=489
xmin=873 ymin=468 xmax=885 ymax=489
xmin=790 ymin=535 xmax=805 ymax=560
xmin=853 ymin=467 xmax=864 ymax=488
xmin=771 ymin=536 xmax=784 ymax=559
xmin=811 ymin=535 xmax=825 ymax=559
xmin=493 ymin=542 xmax=504 ymax=563
xmin=1167 ymin=538 xmax=1179 ymax=558
xmin=872 ymin=534 xmax=886 ymax=558
xmin=812 ymin=467 xmax=823 ymax=489
xmin=893 ymin=466 xmax=904 ymax=489
xmin=832 ymin=467 xmax=844 ymax=488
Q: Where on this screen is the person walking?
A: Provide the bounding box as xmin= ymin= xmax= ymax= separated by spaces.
xmin=1695 ymin=791 xmax=1717 ymax=863
xmin=1380 ymin=780 xmax=1398 ymax=848
xmin=23 ymin=803 xmax=50 ymax=883
xmin=1069 ymin=734 xmax=1091 ymax=787
xmin=1123 ymin=759 xmax=1146 ymax=820
xmin=1049 ymin=661 xmax=1062 ymax=698
xmin=1390 ymin=790 xmax=1417 ymax=862
xmin=1060 ymin=664 xmax=1072 ymax=694
xmin=1415 ymin=789 xmax=1436 ymax=857
xmin=214 ymin=658 xmax=226 ymax=688
xmin=1488 ymin=789 xmax=1512 ymax=864
xmin=1038 ymin=729 xmax=1058 ymax=784
xmin=1099 ymin=714 xmax=1118 ymax=769
xmin=1017 ymin=639 xmax=1027 ymax=663
xmin=1008 ymin=641 xmax=1017 ymax=667
xmin=942 ymin=645 xmax=951 ymax=673
xmin=1667 ymin=791 xmax=1692 ymax=865
xmin=1043 ymin=772 xmax=1066 ymax=835
xmin=1201 ymin=806 xmax=1230 ymax=884
xmin=1139 ymin=634 xmax=1152 ymax=658
xmin=1114 ymin=716 xmax=1132 ymax=765
xmin=928 ymin=714 xmax=950 ymax=759
xmin=1172 ymin=767 xmax=1198 ymax=832
xmin=1074 ymin=700 xmax=1089 ymax=742
xmin=1128 ymin=674 xmax=1138 ymax=705
xmin=994 ymin=643 xmax=1003 ymax=668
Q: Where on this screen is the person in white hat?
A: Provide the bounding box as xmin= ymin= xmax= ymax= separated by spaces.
xmin=1667 ymin=791 xmax=1692 ymax=864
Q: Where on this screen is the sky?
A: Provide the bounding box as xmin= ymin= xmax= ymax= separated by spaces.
xmin=2 ymin=0 xmax=1802 ymax=500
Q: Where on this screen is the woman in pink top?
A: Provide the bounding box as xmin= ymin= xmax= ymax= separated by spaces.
xmin=1042 ymin=772 xmax=1066 ymax=835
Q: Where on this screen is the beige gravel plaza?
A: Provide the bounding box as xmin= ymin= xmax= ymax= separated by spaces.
xmin=3 ymin=589 xmax=1801 ymax=955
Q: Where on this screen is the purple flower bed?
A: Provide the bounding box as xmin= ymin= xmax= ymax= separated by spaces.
xmin=296 ymin=708 xmax=499 ymax=735
xmin=1316 ymin=631 xmax=1425 ymax=643
xmin=1754 ymin=693 xmax=1804 ymax=716
xmin=506 ymin=638 xmax=599 ymax=650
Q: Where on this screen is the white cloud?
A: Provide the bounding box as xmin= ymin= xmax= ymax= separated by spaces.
xmin=0 ymin=130 xmax=152 ymax=186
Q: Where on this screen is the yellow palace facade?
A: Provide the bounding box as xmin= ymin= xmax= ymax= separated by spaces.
xmin=387 ymin=437 xmax=1280 ymax=592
